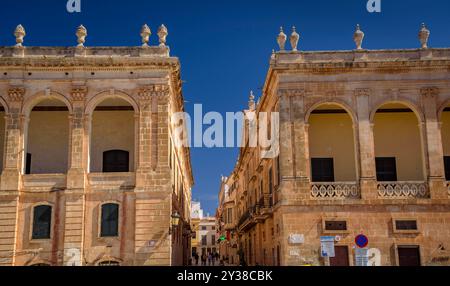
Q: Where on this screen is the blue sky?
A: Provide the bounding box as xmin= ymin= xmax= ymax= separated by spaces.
xmin=1 ymin=0 xmax=449 ymax=215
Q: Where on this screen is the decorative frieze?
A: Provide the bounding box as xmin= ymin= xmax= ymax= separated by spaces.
xmin=278 ymin=89 xmax=306 ymax=97
xmin=311 ymin=182 xmax=360 ymax=199
xmin=138 ymin=84 xmax=170 ymax=100
xmin=354 ymin=88 xmax=371 ymax=97
xmin=377 ymin=181 xmax=430 ymax=199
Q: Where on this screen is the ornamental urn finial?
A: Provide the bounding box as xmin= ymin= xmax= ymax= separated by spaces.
xmin=140 ymin=24 xmax=151 ymax=47
xmin=14 ymin=24 xmax=26 ymax=47
xmin=76 ymin=25 xmax=87 ymax=47
xmin=353 ymin=24 xmax=365 ymax=50
xmin=277 ymin=27 xmax=287 ymax=51
xmin=418 ymin=23 xmax=430 ymax=49
xmin=290 ymin=26 xmax=300 ymax=51
xmin=157 ymin=24 xmax=168 ymax=47
xmin=248 ymin=90 xmax=256 ymax=110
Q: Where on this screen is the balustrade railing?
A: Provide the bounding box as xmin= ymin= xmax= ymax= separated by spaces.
xmin=377 ymin=181 xmax=430 ymax=198
xmin=311 ymin=182 xmax=360 ymax=199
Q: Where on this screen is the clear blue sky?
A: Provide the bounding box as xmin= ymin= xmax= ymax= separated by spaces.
xmin=1 ymin=0 xmax=449 ymax=215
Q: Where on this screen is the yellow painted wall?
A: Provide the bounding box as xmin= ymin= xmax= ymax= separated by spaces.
xmin=27 ymin=111 xmax=69 ymax=174
xmin=90 ymin=111 xmax=135 ymax=172
xmin=0 ymin=112 xmax=4 ymax=172
xmin=374 ymin=112 xmax=424 ymax=181
xmin=309 ymin=113 xmax=357 ymax=181
xmin=442 ymin=112 xmax=450 ymax=156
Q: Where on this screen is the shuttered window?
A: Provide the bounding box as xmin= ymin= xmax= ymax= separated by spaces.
xmin=32 ymin=205 xmax=52 ymax=239
xmin=101 ymin=203 xmax=119 ymax=237
xmin=395 ymin=220 xmax=418 ymax=231
xmin=311 ymin=158 xmax=335 ymax=182
xmin=325 ymin=221 xmax=347 ymax=231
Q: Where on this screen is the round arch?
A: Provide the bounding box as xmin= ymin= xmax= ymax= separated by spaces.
xmin=369 ymin=98 xmax=424 ymax=124
xmin=85 ymin=90 xmax=139 ymax=116
xmin=438 ymin=99 xmax=450 ymax=121
xmin=0 ymin=96 xmax=10 ymax=113
xmin=305 ymin=99 xmax=358 ymax=125
xmin=22 ymin=91 xmax=73 ymax=117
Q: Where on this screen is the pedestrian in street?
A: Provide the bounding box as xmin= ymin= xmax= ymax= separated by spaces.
xmin=195 ymin=253 xmax=199 ymax=266
xmin=208 ymin=253 xmax=212 ymax=266
xmin=201 ymin=254 xmax=207 ymax=266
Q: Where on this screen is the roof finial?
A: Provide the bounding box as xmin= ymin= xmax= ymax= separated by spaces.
xmin=14 ymin=24 xmax=26 ymax=47
xmin=353 ymin=24 xmax=365 ymax=50
xmin=76 ymin=25 xmax=87 ymax=47
xmin=248 ymin=90 xmax=256 ymax=110
xmin=140 ymin=24 xmax=151 ymax=47
xmin=277 ymin=26 xmax=287 ymax=51
xmin=290 ymin=26 xmax=300 ymax=51
xmin=158 ymin=24 xmax=168 ymax=47
xmin=418 ymin=23 xmax=430 ymax=49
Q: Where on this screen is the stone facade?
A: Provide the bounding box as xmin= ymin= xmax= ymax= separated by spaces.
xmin=0 ymin=32 xmax=193 ymax=266
xmin=221 ymin=34 xmax=450 ymax=266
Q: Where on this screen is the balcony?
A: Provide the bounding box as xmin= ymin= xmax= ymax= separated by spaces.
xmin=377 ymin=181 xmax=430 ymax=199
xmin=22 ymin=174 xmax=67 ymax=191
xmin=311 ymin=182 xmax=360 ymax=199
xmin=88 ymin=172 xmax=135 ymax=190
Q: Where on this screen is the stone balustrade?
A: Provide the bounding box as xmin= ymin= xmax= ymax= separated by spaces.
xmin=311 ymin=182 xmax=360 ymax=199
xmin=377 ymin=181 xmax=430 ymax=199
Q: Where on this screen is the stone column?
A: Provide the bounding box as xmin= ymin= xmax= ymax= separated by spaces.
xmin=421 ymin=87 xmax=447 ymax=199
xmin=63 ymin=86 xmax=88 ymax=266
xmin=279 ymin=89 xmax=310 ymax=202
xmin=355 ymin=89 xmax=378 ymax=200
xmin=1 ymin=87 xmax=26 ymax=191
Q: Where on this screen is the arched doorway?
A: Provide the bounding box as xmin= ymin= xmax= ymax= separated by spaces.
xmin=373 ymin=103 xmax=427 ymax=198
xmin=89 ymin=97 xmax=136 ymax=173
xmin=441 ymin=103 xmax=450 ymax=189
xmin=307 ymin=103 xmax=359 ymax=199
xmin=25 ymin=98 xmax=70 ymax=174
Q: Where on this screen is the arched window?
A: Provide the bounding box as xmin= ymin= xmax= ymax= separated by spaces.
xmin=100 ymin=203 xmax=119 ymax=237
xmin=102 ymin=150 xmax=129 ymax=173
xmin=98 ymin=261 xmax=120 ymax=266
xmin=32 ymin=205 xmax=52 ymax=240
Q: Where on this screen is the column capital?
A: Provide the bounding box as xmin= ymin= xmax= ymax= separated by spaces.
xmin=420 ymin=86 xmax=439 ymax=98
xmin=7 ymin=86 xmax=26 ymax=102
xmin=71 ymin=86 xmax=88 ymax=102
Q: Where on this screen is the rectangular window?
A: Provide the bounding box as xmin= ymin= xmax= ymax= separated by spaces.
xmin=211 ymin=235 xmax=216 ymax=245
xmin=100 ymin=204 xmax=119 ymax=237
xmin=276 ymin=156 xmax=281 ymax=186
xmin=201 ymin=226 xmax=207 ymax=231
xmin=32 ymin=205 xmax=52 ymax=239
xmin=25 ymin=153 xmax=32 ymax=175
xmin=444 ymin=156 xmax=450 ymax=181
xmin=201 ymin=235 xmax=207 ymax=246
xmin=268 ymin=168 xmax=273 ymax=194
xmin=311 ymin=158 xmax=335 ymax=182
xmin=395 ymin=220 xmax=418 ymax=231
xmin=325 ymin=221 xmax=347 ymax=231
xmin=376 ymin=157 xmax=397 ymax=182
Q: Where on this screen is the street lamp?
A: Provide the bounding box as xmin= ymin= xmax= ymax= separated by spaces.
xmin=170 ymin=211 xmax=181 ymax=234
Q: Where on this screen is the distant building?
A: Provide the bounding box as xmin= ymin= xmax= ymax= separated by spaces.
xmin=190 ymin=201 xmax=217 ymax=263
xmin=191 ymin=201 xmax=204 ymax=219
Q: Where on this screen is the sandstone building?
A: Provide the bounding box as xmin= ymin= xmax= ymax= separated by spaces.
xmin=190 ymin=202 xmax=218 ymax=264
xmin=219 ymin=25 xmax=450 ymax=266
xmin=0 ymin=24 xmax=193 ymax=266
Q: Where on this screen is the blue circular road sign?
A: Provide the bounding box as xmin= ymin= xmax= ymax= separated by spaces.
xmin=355 ymin=234 xmax=369 ymax=248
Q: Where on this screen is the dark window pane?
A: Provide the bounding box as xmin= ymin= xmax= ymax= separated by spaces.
xmin=398 ymin=246 xmax=421 ymax=266
xmin=103 ymin=150 xmax=129 ymax=173
xmin=444 ymin=157 xmax=450 ymax=181
xmin=376 ymin=157 xmax=398 ymax=182
xmin=395 ymin=220 xmax=418 ymax=231
xmin=25 ymin=153 xmax=32 ymax=175
xmin=101 ymin=203 xmax=119 ymax=237
xmin=311 ymin=158 xmax=335 ymax=182
xmin=325 ymin=221 xmax=347 ymax=231
xmin=32 ymin=205 xmax=52 ymax=239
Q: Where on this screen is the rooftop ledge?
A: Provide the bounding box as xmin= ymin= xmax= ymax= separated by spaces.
xmin=271 ymin=48 xmax=450 ymax=65
xmin=0 ymin=45 xmax=173 ymax=59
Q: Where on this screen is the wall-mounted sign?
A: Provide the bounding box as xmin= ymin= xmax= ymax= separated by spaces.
xmin=320 ymin=236 xmax=335 ymax=258
xmin=289 ymin=234 xmax=305 ymax=245
xmin=355 ymin=248 xmax=369 ymax=266
xmin=355 ymin=234 xmax=369 ymax=248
